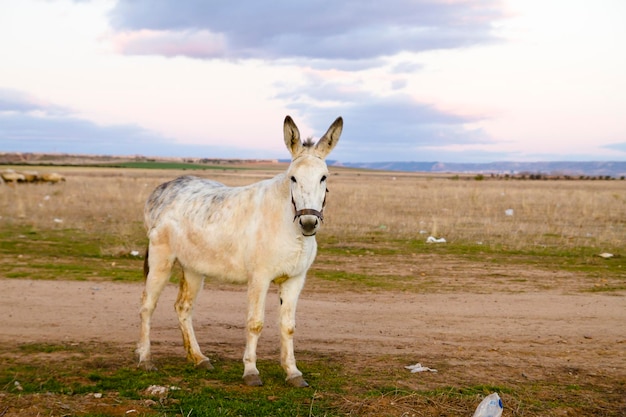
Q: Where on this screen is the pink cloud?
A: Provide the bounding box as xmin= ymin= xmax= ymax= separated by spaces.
xmin=109 ymin=29 xmax=227 ymax=58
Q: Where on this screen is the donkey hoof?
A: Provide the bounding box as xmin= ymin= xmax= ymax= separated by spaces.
xmin=137 ymin=361 xmax=158 ymax=372
xmin=287 ymin=375 xmax=309 ymax=388
xmin=243 ymin=374 xmax=263 ymax=387
xmin=196 ymin=359 xmax=214 ymax=370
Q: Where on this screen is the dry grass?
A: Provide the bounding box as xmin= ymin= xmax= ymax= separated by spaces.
xmin=1 ymin=166 xmax=624 ymax=253
xmin=325 ymin=172 xmax=626 ymax=250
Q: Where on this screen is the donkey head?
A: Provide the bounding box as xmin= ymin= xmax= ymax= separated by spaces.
xmin=284 ymin=115 xmax=343 ymax=236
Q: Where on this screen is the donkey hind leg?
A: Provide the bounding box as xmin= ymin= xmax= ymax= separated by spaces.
xmin=278 ymin=275 xmax=308 ymax=387
xmin=175 ymin=268 xmax=213 ymax=369
xmin=242 ymin=277 xmax=271 ymax=386
xmin=136 ymin=244 xmax=174 ymax=371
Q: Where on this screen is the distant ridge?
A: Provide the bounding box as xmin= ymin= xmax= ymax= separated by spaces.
xmin=1 ymin=152 xmax=624 ymax=177
xmin=336 ymin=161 xmax=626 ymax=177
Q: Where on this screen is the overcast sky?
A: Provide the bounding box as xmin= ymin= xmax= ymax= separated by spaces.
xmin=1 ymin=0 xmax=625 ymax=163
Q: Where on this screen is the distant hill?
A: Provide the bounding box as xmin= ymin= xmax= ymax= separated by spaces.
xmin=1 ymin=152 xmax=624 ymax=178
xmin=336 ymin=161 xmax=626 ymax=178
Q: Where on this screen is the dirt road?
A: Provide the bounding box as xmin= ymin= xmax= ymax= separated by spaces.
xmin=1 ymin=279 xmax=624 ymax=381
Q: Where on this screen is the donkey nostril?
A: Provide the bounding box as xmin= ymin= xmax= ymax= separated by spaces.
xmin=298 ymin=216 xmax=319 ymax=233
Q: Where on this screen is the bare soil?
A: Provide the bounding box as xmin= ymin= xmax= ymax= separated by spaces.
xmin=1 ymin=275 xmax=625 ymax=415
xmin=2 ymin=277 xmax=625 ymax=366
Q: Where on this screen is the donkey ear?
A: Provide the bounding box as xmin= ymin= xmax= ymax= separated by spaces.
xmin=315 ymin=116 xmax=343 ymax=158
xmin=284 ymin=115 xmax=303 ymax=157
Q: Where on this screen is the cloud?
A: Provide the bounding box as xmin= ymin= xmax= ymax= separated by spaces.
xmin=110 ymin=29 xmax=227 ymax=58
xmin=0 ymin=88 xmax=68 ymax=115
xmin=391 ymin=61 xmax=425 ymax=74
xmin=604 ymin=142 xmax=626 ymax=152
xmin=0 ymin=111 xmax=268 ymax=158
xmin=1 ymin=112 xmax=169 ymax=154
xmin=276 ymin=77 xmax=492 ymax=162
xmin=0 ymin=88 xmax=284 ymax=159
xmin=107 ymin=0 xmax=505 ymax=64
xmin=101 ymin=1 xmax=504 ymax=161
xmin=0 ymin=88 xmax=170 ymax=156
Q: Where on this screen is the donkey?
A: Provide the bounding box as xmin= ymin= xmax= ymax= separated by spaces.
xmin=136 ymin=115 xmax=343 ymax=387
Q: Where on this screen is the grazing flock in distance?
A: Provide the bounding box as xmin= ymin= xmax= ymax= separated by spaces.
xmin=0 ymin=169 xmax=65 ymax=184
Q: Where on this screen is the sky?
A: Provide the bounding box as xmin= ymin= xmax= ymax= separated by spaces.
xmin=1 ymin=0 xmax=625 ymax=163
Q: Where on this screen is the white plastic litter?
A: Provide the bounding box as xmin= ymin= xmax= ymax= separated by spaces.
xmin=404 ymin=363 xmax=438 ymax=373
xmin=145 ymin=385 xmax=169 ymax=397
xmin=426 ymin=236 xmax=446 ymax=243
xmin=472 ymin=392 xmax=503 ymax=417
xmin=130 ymin=250 xmax=140 ymax=256
xmin=144 ymin=385 xmax=181 ymax=397
xmin=598 ymin=253 xmax=614 ymax=259
xmin=505 ymin=209 xmax=514 ymax=216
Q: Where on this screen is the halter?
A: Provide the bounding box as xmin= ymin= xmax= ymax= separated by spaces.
xmin=291 ymin=191 xmax=326 ymax=222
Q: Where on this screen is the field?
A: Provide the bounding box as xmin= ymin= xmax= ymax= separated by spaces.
xmin=0 ymin=164 xmax=625 ymax=416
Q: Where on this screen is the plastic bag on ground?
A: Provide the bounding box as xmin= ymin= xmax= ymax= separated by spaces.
xmin=472 ymin=392 xmax=503 ymax=417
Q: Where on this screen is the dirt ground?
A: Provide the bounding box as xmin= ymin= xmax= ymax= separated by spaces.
xmin=1 ymin=277 xmax=625 ymax=415
xmin=1 ymin=277 xmax=625 ymax=372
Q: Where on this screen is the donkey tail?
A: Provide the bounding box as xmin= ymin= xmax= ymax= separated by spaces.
xmin=143 ymin=246 xmax=150 ymax=280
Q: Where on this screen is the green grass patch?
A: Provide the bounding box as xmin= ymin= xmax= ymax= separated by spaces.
xmin=2 ymin=343 xmax=624 ymax=416
xmin=1 ymin=223 xmax=623 ymax=292
xmin=17 ymin=343 xmax=81 ymax=354
xmin=98 ymin=161 xmax=248 ymax=170
xmin=312 ymin=269 xmax=406 ymax=290
xmin=0 ymin=225 xmax=146 ymax=281
xmin=313 ymin=235 xmax=625 ymax=293
xmin=1 ymin=344 xmax=342 ymax=416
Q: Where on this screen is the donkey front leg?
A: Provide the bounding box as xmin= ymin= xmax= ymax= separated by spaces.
xmin=175 ymin=269 xmax=213 ymax=369
xmin=242 ymin=277 xmax=271 ymax=386
xmin=278 ymin=275 xmax=308 ymax=387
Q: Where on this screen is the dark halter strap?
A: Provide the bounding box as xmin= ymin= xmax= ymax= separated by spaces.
xmin=292 ymin=193 xmax=326 ymax=222
xmin=293 ymin=208 xmax=324 ymax=222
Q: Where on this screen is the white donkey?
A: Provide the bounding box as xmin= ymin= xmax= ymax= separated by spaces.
xmin=136 ymin=115 xmax=343 ymax=387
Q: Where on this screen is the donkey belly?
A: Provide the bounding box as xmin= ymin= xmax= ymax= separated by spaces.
xmin=168 ymin=223 xmax=316 ymax=284
xmin=171 ymin=231 xmax=250 ymax=283
xmin=162 ymin=221 xmax=316 ymax=282
xmin=182 ymin=250 xmax=249 ymax=284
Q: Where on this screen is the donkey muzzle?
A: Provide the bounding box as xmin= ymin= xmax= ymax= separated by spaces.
xmin=293 ymin=208 xmax=323 ymax=236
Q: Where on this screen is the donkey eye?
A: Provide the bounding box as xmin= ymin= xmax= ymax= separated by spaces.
xmin=290 ymin=176 xmax=297 ymax=183
xmin=320 ymin=175 xmax=327 ymax=183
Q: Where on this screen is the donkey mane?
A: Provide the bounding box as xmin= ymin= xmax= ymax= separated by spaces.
xmin=303 ymin=137 xmax=315 ymax=147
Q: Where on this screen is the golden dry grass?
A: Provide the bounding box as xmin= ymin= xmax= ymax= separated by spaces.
xmin=1 ymin=166 xmax=624 ymax=253
xmin=325 ymin=172 xmax=626 ymax=250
